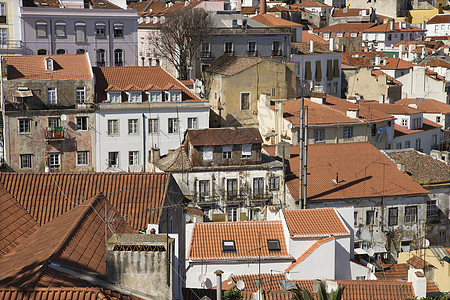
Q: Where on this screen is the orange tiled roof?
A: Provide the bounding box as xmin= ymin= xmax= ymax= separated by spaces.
xmin=0 ymin=186 xmax=39 ymax=257
xmin=425 ymin=68 xmax=447 ymax=82
xmin=332 ymin=8 xmax=371 ymax=17
xmin=316 ymin=22 xmax=377 ymax=33
xmin=264 ymin=143 xmax=429 ymax=202
xmin=93 ymin=66 xmax=202 ymax=103
xmin=427 ymin=281 xmax=441 ymax=293
xmin=251 ymin=14 xmax=303 ymax=27
xmin=359 ymin=101 xmax=422 ymax=115
xmin=407 ymin=255 xmax=434 ymax=269
xmin=5 ymin=54 xmax=93 ymax=80
xmin=0 ymin=173 xmax=172 ymax=231
xmin=394 ymin=118 xmax=441 ymax=136
xmin=396 ymin=98 xmax=450 ymax=114
xmin=229 ymin=273 xmax=286 ymax=292
xmin=363 ymin=23 xmax=425 ymax=33
xmin=375 ymin=263 xmax=409 ymax=280
xmin=427 ymin=14 xmax=450 ymax=24
xmin=186 ymin=127 xmax=263 ymax=146
xmin=421 ymin=59 xmax=450 ymax=69
xmin=285 ymin=236 xmax=334 ymax=271
xmin=188 ymin=221 xmax=292 ymax=261
xmin=376 ymin=57 xmax=415 ymax=70
xmin=0 ymin=287 xmax=143 ymax=300
xmin=0 ymin=194 xmax=135 ymax=287
xmin=292 ymin=0 xmax=331 ymax=8
xmin=283 ymin=209 xmax=349 ymax=237
xmin=302 ymin=31 xmax=329 ymax=44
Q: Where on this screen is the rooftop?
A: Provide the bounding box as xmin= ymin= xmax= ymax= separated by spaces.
xmin=362 ymin=22 xmax=425 ymax=33
xmin=205 ymin=56 xmax=265 ymax=76
xmin=396 ymin=98 xmax=450 ymax=114
xmin=188 ymin=221 xmax=292 ymax=261
xmin=4 ymin=54 xmax=93 ymax=81
xmin=376 ymin=57 xmax=415 ymax=70
xmin=316 ymin=22 xmax=377 ymax=33
xmin=427 ymin=14 xmax=450 ymax=24
xmin=283 ymin=208 xmax=349 ymax=237
xmin=251 ymin=13 xmax=303 ymax=27
xmin=186 ymin=127 xmax=263 ymax=146
xmin=394 ymin=118 xmax=441 ymax=136
xmin=332 ymin=8 xmax=371 ymax=17
xmin=0 ymin=288 xmax=142 ymax=300
xmin=24 ymin=0 xmax=123 ymax=9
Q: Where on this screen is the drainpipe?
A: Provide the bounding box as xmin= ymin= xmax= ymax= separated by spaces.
xmin=142 ymin=113 xmax=146 ymax=171
xmin=299 ymin=97 xmax=304 ymax=206
xmin=215 ymin=269 xmax=224 ymax=300
xmin=303 ymin=106 xmax=308 ymax=209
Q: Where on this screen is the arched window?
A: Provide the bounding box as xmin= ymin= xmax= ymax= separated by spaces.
xmin=96 ymin=22 xmax=106 ymax=38
xmin=75 ymin=21 xmax=86 ymax=43
xmin=96 ymin=49 xmax=106 ymax=67
xmin=56 ymin=49 xmax=66 ymax=55
xmin=36 ymin=21 xmax=48 ymax=38
xmin=113 ymin=23 xmax=124 ymax=38
xmin=55 ymin=21 xmax=66 ymax=38
xmin=76 ymin=49 xmax=86 ymax=54
xmin=37 ymin=49 xmax=47 ymax=55
xmin=114 ymin=49 xmax=123 ymax=66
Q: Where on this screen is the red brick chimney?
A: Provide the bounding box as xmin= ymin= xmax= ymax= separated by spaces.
xmin=260 ymin=0 xmax=266 ymax=14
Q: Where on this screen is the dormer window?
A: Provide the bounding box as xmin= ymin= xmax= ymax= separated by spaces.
xmin=108 ymin=92 xmax=122 ymax=103
xmin=166 ymin=90 xmax=182 ymax=102
xmin=412 ymin=117 xmax=422 ymax=129
xmin=45 ymin=58 xmax=54 ymax=71
xmin=242 ymin=144 xmax=252 ymax=159
xmin=222 ymin=240 xmax=236 ymax=252
xmin=128 ymin=91 xmax=142 ymax=103
xmin=147 ymin=91 xmax=162 ymax=102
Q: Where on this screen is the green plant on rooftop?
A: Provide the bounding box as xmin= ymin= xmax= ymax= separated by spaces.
xmin=224 ymin=287 xmax=242 ymax=300
xmin=291 ymin=281 xmax=345 ymax=300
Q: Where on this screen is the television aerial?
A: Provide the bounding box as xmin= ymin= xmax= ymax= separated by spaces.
xmin=236 ymin=280 xmax=245 ymax=291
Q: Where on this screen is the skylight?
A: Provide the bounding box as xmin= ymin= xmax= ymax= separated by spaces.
xmin=222 ymin=240 xmax=236 ymax=252
xmin=267 ymin=239 xmax=281 ymax=252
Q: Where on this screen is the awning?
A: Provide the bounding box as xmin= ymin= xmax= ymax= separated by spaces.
xmin=13 ymin=90 xmax=32 ymax=97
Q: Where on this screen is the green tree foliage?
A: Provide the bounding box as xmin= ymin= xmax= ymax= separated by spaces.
xmin=224 ymin=288 xmax=243 ymax=300
xmin=291 ymin=281 xmax=345 ymax=300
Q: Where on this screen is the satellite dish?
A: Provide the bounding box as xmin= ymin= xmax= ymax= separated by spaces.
xmin=236 ymin=280 xmax=245 ymax=291
xmin=423 ymin=239 xmax=430 ymax=248
xmin=185 ymin=214 xmax=191 ymax=223
xmin=367 ymin=248 xmax=375 ymax=257
xmin=60 ymin=114 xmax=67 ymax=121
xmin=198 ymin=274 xmax=206 ymax=285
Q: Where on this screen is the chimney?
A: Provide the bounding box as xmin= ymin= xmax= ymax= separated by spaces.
xmin=375 ymin=56 xmax=381 ymax=65
xmin=260 ymin=0 xmax=266 ymax=14
xmin=379 ymin=94 xmax=385 ymax=103
xmin=310 ymin=40 xmax=314 ymax=53
xmin=408 ymin=268 xmax=426 ymax=299
xmin=346 ymin=108 xmax=359 ymax=119
xmin=236 ymin=0 xmax=242 ymax=11
xmin=390 ymin=21 xmax=395 ymax=31
xmin=151 ymin=148 xmax=160 ymax=162
xmin=310 ymin=91 xmax=326 ymax=104
xmin=215 ymin=270 xmax=224 ymax=300
xmin=329 ymin=38 xmax=335 ymax=52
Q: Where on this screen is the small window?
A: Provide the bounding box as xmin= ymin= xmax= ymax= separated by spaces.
xmin=48 ymin=117 xmax=60 ymax=128
xmin=45 ymin=58 xmax=54 ymax=71
xmin=20 ymin=154 xmax=32 ymax=169
xmin=168 ymin=118 xmax=178 ymax=133
xmin=405 ymin=141 xmax=410 ymax=148
xmin=128 ymin=119 xmax=138 ymax=134
xmin=107 ymin=119 xmax=119 ymax=136
xmin=436 ymin=116 xmax=441 ymax=123
xmin=354 ymin=212 xmax=358 ymax=225
xmin=129 ymin=151 xmax=139 ymax=165
xmin=388 ymin=207 xmax=398 ymax=226
xmin=108 ymin=92 xmax=121 ymax=103
xmin=404 ymin=206 xmax=417 ymax=223
xmin=371 ymin=124 xmax=376 ymax=137
xmin=269 ymin=176 xmax=280 ymax=191
xmin=253 ymin=177 xmax=264 ymax=195
xmin=224 ymin=41 xmax=234 ymax=54
xmin=56 ymin=49 xmax=66 ymax=55
xmin=96 ymin=22 xmax=106 ymax=38
xmin=188 ymin=117 xmax=198 ymax=129
xmin=76 ymin=49 xmax=86 ymax=54
xmin=222 ymin=145 xmax=232 ymax=160
xmin=47 ymin=87 xmax=57 ymax=105
xmin=113 ymin=23 xmax=124 ymax=38
xmin=402 ymin=119 xmax=408 ymax=127
xmin=76 ymin=86 xmax=86 ymax=103
xmin=267 ymin=239 xmax=281 ymax=252
xmin=222 ymin=240 xmax=236 ymax=252
xmin=55 ymin=21 xmax=66 ymax=38
xmin=242 ymin=144 xmax=252 ymax=159
xmin=427 ymin=200 xmax=438 ymax=219
xmin=76 ymin=151 xmax=88 ymax=165
xmin=241 ymin=92 xmax=250 ymax=110
xmin=314 ymin=129 xmax=325 ymax=143
xmin=37 ymin=49 xmax=47 ymax=55
xmin=108 ymin=151 xmax=119 ymax=167
xmin=396 ymin=142 xmax=402 ymax=149
xmin=36 ymin=21 xmax=48 ymax=38
xmin=438 ymin=230 xmax=446 ymax=244
xmin=49 ymin=153 xmax=60 ymax=171
xmin=199 ymin=180 xmax=210 ymax=197
xmin=148 ymin=118 xmax=159 ymax=133
xmin=366 ymin=210 xmax=374 ymax=225
xmin=336 ymin=33 xmax=343 ymax=37
xmin=272 ymin=40 xmax=282 ymax=56
xmin=96 ymin=49 xmax=106 ymax=67
xmin=248 ymin=41 xmax=257 ymax=54
xmin=343 ymin=126 xmax=353 ymax=139
xmin=227 ymin=206 xmax=238 ymax=221
xmin=128 ymin=91 xmax=142 ymax=103
xmin=148 ymin=91 xmax=162 ymax=102
xmin=75 ymin=22 xmax=86 ymax=43
xmin=76 ymin=116 xmax=88 ymax=131
xmin=203 ymin=146 xmax=213 ymax=161
xmin=114 ymin=49 xmax=124 ymax=66
xmin=18 ymin=119 xmax=31 ymax=134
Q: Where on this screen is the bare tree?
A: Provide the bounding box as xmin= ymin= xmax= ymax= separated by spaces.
xmin=152 ymin=6 xmax=212 ymax=80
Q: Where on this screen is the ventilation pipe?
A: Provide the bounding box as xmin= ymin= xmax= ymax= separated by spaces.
xmin=215 ymin=270 xmax=224 ymax=300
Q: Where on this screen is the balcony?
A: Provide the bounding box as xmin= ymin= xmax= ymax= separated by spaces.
xmin=224 ymin=51 xmax=234 ymax=56
xmin=200 ymin=51 xmax=212 ymax=59
xmin=272 ymin=50 xmax=282 ymax=56
xmin=45 ymin=127 xmax=65 ymax=141
xmin=247 ymin=50 xmax=258 ymax=57
xmin=249 ymin=193 xmax=271 ymax=205
xmin=195 ymin=194 xmax=219 ymax=204
xmin=0 ymin=40 xmax=23 ymax=54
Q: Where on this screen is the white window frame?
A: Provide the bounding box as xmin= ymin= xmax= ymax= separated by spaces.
xmin=168 ymin=90 xmax=182 ymax=102
xmin=55 ymin=21 xmax=66 ymax=38
xmin=76 ymin=116 xmax=88 ymax=131
xmin=148 ymin=118 xmax=159 ymax=134
xmin=45 ymin=58 xmax=54 ymax=71
xmin=242 ymin=144 xmax=252 ymax=159
xmin=113 ymin=23 xmax=124 ymax=38
xmin=128 ymin=91 xmax=142 ymax=103
xmin=96 ymin=49 xmax=106 ymax=66
xmin=314 ymin=129 xmax=325 ymax=143
xmin=404 ymin=205 xmax=417 ymax=223
xmin=343 ymin=126 xmax=353 ymax=139
xmin=227 ymin=207 xmax=238 ymax=222
xmin=128 ymin=119 xmax=139 ymax=134
xmin=222 ymin=145 xmax=232 ymax=160
xmin=48 ymin=117 xmax=60 ymax=128
xmin=203 ymin=146 xmax=213 ymax=161
xmin=224 ymin=41 xmax=234 ymax=54
xmin=18 ymin=119 xmax=31 ymax=134
xmin=108 ymin=92 xmax=122 ymax=103
xmin=76 ymin=151 xmax=89 ymax=166
xmin=168 ymin=118 xmax=178 ymax=134
xmin=114 ymin=49 xmax=124 ymax=66
xmin=129 ymin=151 xmax=139 ymax=165
xmin=188 ymin=117 xmax=198 ymax=129
xmin=47 ymin=87 xmax=57 ymax=105
xmin=36 ymin=21 xmax=48 ymax=38
xmin=108 ymin=151 xmax=119 ymax=167
xmin=0 ymin=3 xmax=5 ymax=17
xmin=96 ymin=22 xmax=106 ymax=38
xmin=148 ymin=91 xmax=162 ymax=102
xmin=76 ymin=86 xmax=86 ymax=103
xmin=49 ymin=153 xmax=60 ymax=171
xmin=20 ymin=154 xmax=32 ymax=169
xmin=75 ymin=22 xmax=86 ymax=43
xmin=107 ymin=119 xmax=119 ymax=136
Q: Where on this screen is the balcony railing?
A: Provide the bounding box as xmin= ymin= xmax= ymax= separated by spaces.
xmin=272 ymin=50 xmax=282 ymax=56
xmin=0 ymin=40 xmax=23 ymax=51
xmin=195 ymin=194 xmax=220 ymax=204
xmin=224 ymin=51 xmax=234 ymax=56
xmin=247 ymin=50 xmax=258 ymax=57
xmin=45 ymin=127 xmax=64 ymax=141
xmin=249 ymin=193 xmax=271 ymax=203
xmin=200 ymin=51 xmax=211 ymax=58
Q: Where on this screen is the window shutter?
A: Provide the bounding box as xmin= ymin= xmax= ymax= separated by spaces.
xmin=327 ymin=60 xmax=333 ymax=80
xmin=305 ymin=61 xmax=312 ymax=80
xmin=333 ymin=60 xmax=339 ymax=77
xmin=315 ymin=61 xmax=322 ymax=82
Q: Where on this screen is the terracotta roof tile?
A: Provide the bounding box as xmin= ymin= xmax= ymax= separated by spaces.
xmin=264 ymin=143 xmax=429 ymax=202
xmin=0 ymin=287 xmax=142 ymax=300
xmin=186 ymin=127 xmax=263 ymax=146
xmin=375 ymin=263 xmax=409 ymax=280
xmin=332 ymin=8 xmax=371 ymax=17
xmin=376 ymin=57 xmax=415 ymax=70
xmin=229 ymin=273 xmax=286 ymax=292
xmin=291 ymin=0 xmax=331 ymax=8
xmin=394 ymin=118 xmax=441 ymax=136
xmin=316 ymin=22 xmax=377 ymax=33
xmin=407 ymin=255 xmax=434 ymax=269
xmin=188 ymin=221 xmax=292 ymax=261
xmin=5 ymin=54 xmax=92 ymax=80
xmin=205 ymin=56 xmax=265 ymax=76
xmin=363 ymin=23 xmax=425 ymax=33
xmin=292 ymin=42 xmax=333 ymax=54
xmin=285 ymin=236 xmax=334 ymax=271
xmin=283 ymin=209 xmax=349 ymax=237
xmin=0 ymin=186 xmax=39 ymax=257
xmin=302 ymin=31 xmax=329 ymax=44
xmin=0 ymin=173 xmax=172 ymax=231
xmin=385 ymin=150 xmax=450 ymax=185
xmin=427 ymin=14 xmax=450 ymax=24
xmin=93 ymin=66 xmax=202 ymax=103
xmin=427 ymin=281 xmax=441 ymax=293
xmin=397 ymin=98 xmax=450 ymax=114
xmin=420 ymin=59 xmax=450 ymax=69
xmin=251 ymin=14 xmax=303 ymax=27
xmin=0 ymin=194 xmax=135 ymax=287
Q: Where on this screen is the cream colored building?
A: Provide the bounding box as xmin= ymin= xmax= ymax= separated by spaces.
xmin=0 ymin=0 xmax=22 ymax=54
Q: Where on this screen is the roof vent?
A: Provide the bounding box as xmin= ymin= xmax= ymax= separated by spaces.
xmin=346 ymin=109 xmax=359 ymax=119
xmin=414 ymin=97 xmax=424 ymax=102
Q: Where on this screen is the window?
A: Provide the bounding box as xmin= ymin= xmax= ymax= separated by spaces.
xmin=199 ymin=180 xmax=210 ymax=197
xmin=412 ymin=118 xmax=422 ymax=129
xmin=366 ymin=210 xmax=374 ymax=225
xmin=343 ymin=126 xmax=353 ymax=139
xmin=37 ymin=49 xmax=47 ymax=55
xmin=427 ymin=200 xmax=438 ymax=219
xmin=107 ymin=119 xmax=119 ymax=136
xmin=222 ymin=240 xmax=236 ymax=252
xmin=148 ymin=91 xmax=162 ymax=102
xmin=76 ymin=151 xmax=88 ymax=165
xmin=314 ymin=129 xmax=325 ymax=143
xmin=201 ymin=42 xmax=210 ymax=57
xmin=56 ymin=49 xmax=66 ymax=55
xmin=148 ymin=118 xmax=159 ymax=133
xmin=351 ymin=33 xmax=357 ymax=37
xmin=269 ymin=176 xmax=280 ymax=191
xmin=36 ymin=21 xmax=48 ymax=38
xmin=336 ymin=33 xmax=343 ymax=37
xmin=432 ymin=134 xmax=437 ymax=147
xmin=168 ymin=118 xmax=178 ymax=133
xmin=387 ymin=34 xmax=392 ymax=41
xmin=76 ymin=86 xmax=86 ymax=103
xmin=129 ymin=151 xmax=139 ymax=165
xmin=96 ymin=22 xmax=106 ymax=38
xmin=404 ymin=205 xmax=417 ymax=223
xmin=248 ymin=41 xmax=257 ymax=54
xmin=0 ymin=28 xmax=6 ymax=48
xmin=108 ymin=92 xmax=121 ymax=103
xmin=436 ymin=116 xmax=441 ymax=123
xmin=267 ymin=239 xmax=281 ymax=252
xmin=55 ymin=21 xmax=66 ymax=38
xmin=45 ymin=58 xmax=54 ymax=71
xmin=114 ymin=49 xmax=124 ymax=66
xmin=76 ymin=116 xmax=88 ymax=131
xmin=354 ymin=212 xmax=358 ymax=225
xmin=48 ymin=117 xmax=60 ymax=129
xmin=241 ymin=92 xmax=250 ymax=110
xmin=128 ymin=91 xmax=142 ymax=103
xmin=20 ymin=154 xmax=32 ymax=169
xmin=222 ymin=145 xmax=232 ymax=160
xmin=18 ymin=119 xmax=31 ymax=134
xmin=438 ymin=230 xmax=446 ymax=244
xmin=47 ymin=87 xmax=57 ymax=105
xmin=0 ymin=3 xmax=5 ymax=23
xmin=49 ymin=153 xmax=60 ymax=171
xmin=224 ymin=41 xmax=234 ymax=54
xmin=113 ymin=23 xmax=124 ymax=38
xmin=388 ymin=207 xmax=398 ymax=226
xmin=415 ymin=138 xmax=421 ymax=151
xmin=96 ymin=49 xmax=106 ymax=67
xmin=396 ymin=142 xmax=402 ymax=149
xmin=272 ymin=40 xmax=282 ymax=56
xmin=323 ymin=33 xmax=330 ymax=40
xmin=128 ymin=119 xmax=138 ymax=134
xmin=227 ymin=206 xmax=238 ymax=221
xmin=188 ymin=117 xmax=198 ymax=129
xmin=405 ymin=141 xmax=410 ymax=148
xmin=402 ymin=119 xmax=408 ymax=126
xmin=253 ymin=177 xmax=264 ymax=195
xmin=371 ymin=124 xmax=376 ymax=137
xmin=227 ymin=178 xmax=238 ymax=197
xmin=167 ymin=91 xmax=181 ymax=102
xmin=242 ymin=144 xmax=252 ymax=159
xmin=76 ymin=49 xmax=86 ymax=54
xmin=75 ymin=22 xmax=86 ymax=43
xmin=203 ymin=146 xmax=213 ymax=161
xmin=108 ymin=152 xmax=119 ymax=167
